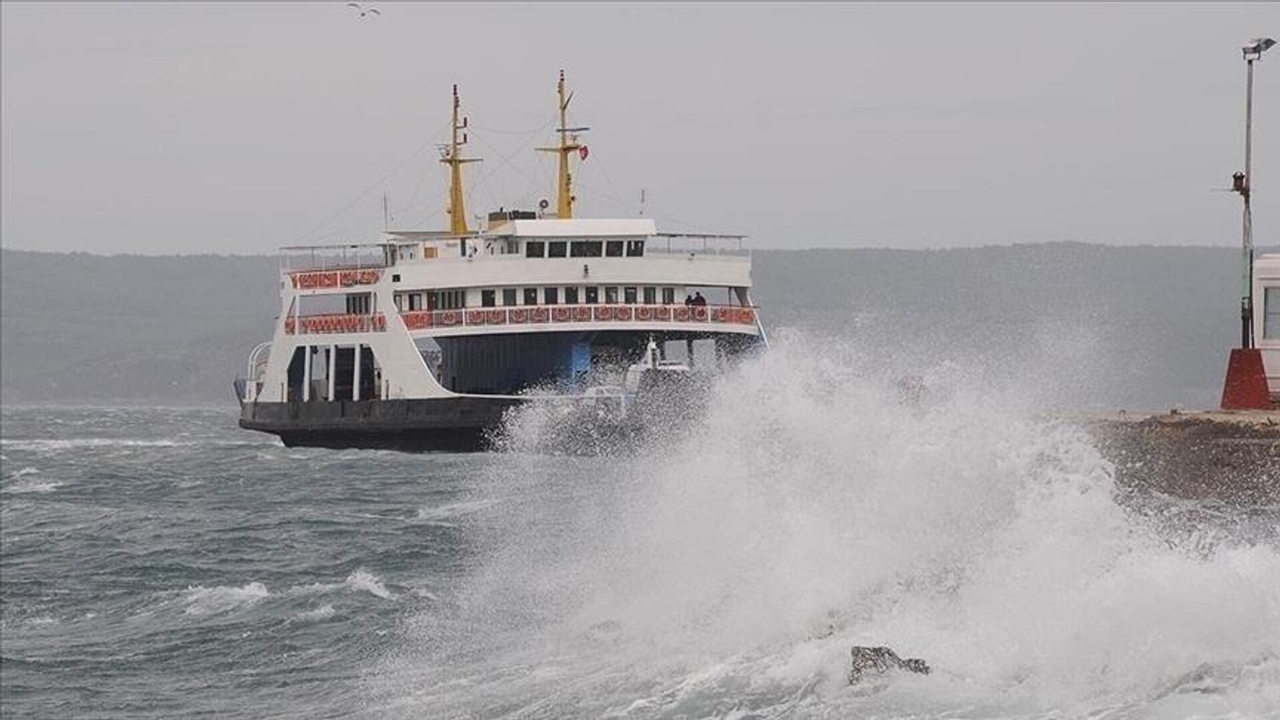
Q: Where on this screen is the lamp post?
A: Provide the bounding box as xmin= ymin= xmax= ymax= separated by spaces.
xmin=1221 ymin=37 xmax=1276 ymax=410
xmin=1237 ymin=37 xmax=1275 ymax=349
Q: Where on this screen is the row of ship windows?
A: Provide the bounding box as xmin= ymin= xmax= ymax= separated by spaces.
xmin=524 ymin=240 xmax=646 ymax=258
xmin=397 ymin=286 xmax=680 ymax=311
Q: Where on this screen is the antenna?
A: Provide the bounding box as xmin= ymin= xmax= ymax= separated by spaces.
xmin=535 ymin=70 xmax=588 ymax=219
xmin=442 ymin=83 xmax=481 ymax=235
xmin=382 ymin=192 xmax=389 ymax=230
xmin=640 ymin=188 xmax=647 ymax=216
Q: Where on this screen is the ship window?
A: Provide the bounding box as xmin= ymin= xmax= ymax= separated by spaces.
xmin=523 ymin=288 xmax=538 ymax=306
xmin=345 ymin=294 xmax=371 ymax=315
xmin=643 ymin=286 xmax=656 ymax=304
xmin=502 ymin=288 xmax=517 ymax=306
xmin=394 ymin=294 xmax=404 ymax=312
xmin=626 ymin=240 xmax=644 ymax=257
xmin=662 ymin=287 xmax=675 ymax=305
xmin=605 ymin=286 xmax=619 ymax=304
xmin=605 ymin=241 xmax=624 ymax=257
xmin=570 ymin=241 xmax=602 ymax=257
xmin=548 ymin=241 xmax=567 ymax=258
xmin=1266 ymin=288 xmax=1280 ymax=339
xmin=565 ymin=286 xmax=579 ymax=304
xmin=585 ymin=286 xmax=599 ymax=304
xmin=624 ymin=286 xmax=637 ymax=304
xmin=409 ymin=293 xmax=422 ymax=311
xmin=544 ymin=287 xmax=559 ymax=304
xmin=482 ymin=290 xmax=496 ymax=307
xmin=525 ymin=241 xmax=545 ymax=258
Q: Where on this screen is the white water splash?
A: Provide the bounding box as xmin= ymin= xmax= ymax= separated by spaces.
xmin=183 ymin=582 xmax=271 ymax=616
xmin=371 ymin=334 xmax=1280 ymax=718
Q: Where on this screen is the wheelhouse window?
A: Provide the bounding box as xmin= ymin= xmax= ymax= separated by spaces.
xmin=624 ymin=287 xmax=637 ymax=304
xmin=502 ymin=288 xmax=517 ymax=306
xmin=523 ymin=288 xmax=538 ymax=305
xmin=544 ymin=287 xmax=559 ymax=305
xmin=1266 ymin=287 xmax=1280 ymax=339
xmin=626 ymin=240 xmax=645 ymax=257
xmin=564 ymin=286 xmax=579 ymax=304
xmin=408 ymin=293 xmax=423 ymax=311
xmin=605 ymin=241 xmax=624 ymax=257
xmin=548 ymin=241 xmax=567 ymax=258
xmin=345 ymin=293 xmax=371 ymax=315
xmin=430 ymin=290 xmax=465 ymax=310
xmin=643 ymin=286 xmax=657 ymax=304
xmin=525 ymin=241 xmax=546 ymax=258
xmin=605 ymin=286 xmax=619 ymax=304
xmin=481 ymin=290 xmax=496 ymax=307
xmin=584 ymin=286 xmax=599 ymax=304
xmin=570 ymin=241 xmax=603 ymax=257
xmin=662 ymin=287 xmax=675 ymax=305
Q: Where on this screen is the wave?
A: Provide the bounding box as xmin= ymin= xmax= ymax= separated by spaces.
xmin=288 ymin=570 xmax=395 ymax=601
xmin=0 ymin=438 xmax=274 ymax=451
xmin=4 ymin=480 xmax=64 ymax=494
xmin=372 ymin=332 xmax=1280 ymax=718
xmin=183 ymin=582 xmax=271 ymax=616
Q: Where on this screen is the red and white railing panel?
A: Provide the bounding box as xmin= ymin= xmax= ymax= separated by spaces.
xmin=284 ymin=313 xmax=388 ymax=334
xmin=399 ymin=304 xmax=757 ymax=330
xmin=289 ymin=269 xmax=383 ymax=290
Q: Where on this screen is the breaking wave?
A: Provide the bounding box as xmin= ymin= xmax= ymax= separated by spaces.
xmin=371 ymin=332 xmax=1280 ymax=718
xmin=183 ymin=582 xmax=271 ymax=616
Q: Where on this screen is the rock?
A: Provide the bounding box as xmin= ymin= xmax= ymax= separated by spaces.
xmin=849 ymin=646 xmax=931 ymax=685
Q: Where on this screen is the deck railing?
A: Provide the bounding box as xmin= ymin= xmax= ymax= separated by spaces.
xmin=284 ymin=313 xmax=388 ymax=335
xmin=399 ymin=303 xmax=757 ymax=331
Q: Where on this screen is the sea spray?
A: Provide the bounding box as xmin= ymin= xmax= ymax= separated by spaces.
xmin=373 ymin=333 xmax=1280 ymax=718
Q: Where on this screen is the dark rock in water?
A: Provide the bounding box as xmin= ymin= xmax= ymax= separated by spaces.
xmin=849 ymin=646 xmax=931 ymax=684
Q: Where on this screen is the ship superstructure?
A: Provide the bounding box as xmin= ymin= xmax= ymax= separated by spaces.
xmin=237 ymin=73 xmax=767 ymax=450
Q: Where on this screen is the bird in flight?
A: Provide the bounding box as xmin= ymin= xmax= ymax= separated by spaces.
xmin=347 ymin=3 xmax=380 ymax=17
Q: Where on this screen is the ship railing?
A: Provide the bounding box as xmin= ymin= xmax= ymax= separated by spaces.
xmin=645 ymin=234 xmax=750 ymax=257
xmin=279 ymin=243 xmax=391 ymax=273
xmin=283 ymin=313 xmax=389 ymax=335
xmin=399 ymin=303 xmax=758 ymax=331
xmin=239 ymin=342 xmax=272 ymax=403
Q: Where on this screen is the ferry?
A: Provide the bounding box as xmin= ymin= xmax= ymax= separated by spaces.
xmin=236 ymin=72 xmax=768 ymax=451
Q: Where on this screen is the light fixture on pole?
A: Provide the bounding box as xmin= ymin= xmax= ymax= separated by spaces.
xmin=1222 ymin=36 xmax=1276 ymax=410
xmin=1237 ymin=37 xmax=1275 ymax=348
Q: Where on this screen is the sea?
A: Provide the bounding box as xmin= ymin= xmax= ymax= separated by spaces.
xmin=2 ymin=338 xmax=1279 ymax=719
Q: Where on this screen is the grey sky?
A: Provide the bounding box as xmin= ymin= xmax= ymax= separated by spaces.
xmin=2 ymin=2 xmax=1277 ymax=255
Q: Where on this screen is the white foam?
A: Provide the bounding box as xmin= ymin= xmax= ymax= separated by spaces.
xmin=374 ymin=333 xmax=1280 ymax=718
xmin=5 ymin=480 xmax=63 ymax=494
xmin=293 ymin=604 xmax=336 ymax=622
xmin=345 ymin=569 xmax=393 ymax=600
xmin=183 ymin=581 xmax=270 ymax=616
xmin=414 ymin=499 xmax=499 ymax=522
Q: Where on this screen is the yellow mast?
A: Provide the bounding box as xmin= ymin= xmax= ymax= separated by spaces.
xmin=536 ymin=70 xmax=587 ymax=219
xmin=441 ymin=84 xmax=479 ymax=235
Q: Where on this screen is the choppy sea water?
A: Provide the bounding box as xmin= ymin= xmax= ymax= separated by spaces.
xmin=3 ymin=341 xmax=1279 ymax=719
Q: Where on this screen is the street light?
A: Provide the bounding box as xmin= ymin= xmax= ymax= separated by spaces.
xmin=1221 ymin=36 xmax=1276 ymax=410
xmin=1236 ymin=37 xmax=1275 ymax=349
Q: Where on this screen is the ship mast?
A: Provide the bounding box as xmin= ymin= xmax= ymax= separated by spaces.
xmin=441 ymin=84 xmax=479 ymax=235
xmin=536 ymin=70 xmax=588 ymax=219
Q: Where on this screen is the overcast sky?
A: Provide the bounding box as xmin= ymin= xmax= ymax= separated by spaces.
xmin=2 ymin=2 xmax=1278 ymax=255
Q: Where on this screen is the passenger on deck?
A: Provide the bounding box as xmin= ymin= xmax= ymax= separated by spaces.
xmin=693 ymin=292 xmax=706 ymax=306
xmin=685 ymin=295 xmax=694 ymax=306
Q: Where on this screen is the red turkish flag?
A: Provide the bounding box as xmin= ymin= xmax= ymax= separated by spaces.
xmin=578 ymin=145 xmax=589 ymax=161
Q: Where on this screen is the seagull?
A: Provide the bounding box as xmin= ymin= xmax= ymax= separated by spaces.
xmin=347 ymin=2 xmax=380 ymax=17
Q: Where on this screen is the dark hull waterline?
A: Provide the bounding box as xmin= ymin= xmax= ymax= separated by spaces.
xmin=239 ymin=396 xmax=522 ymax=452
